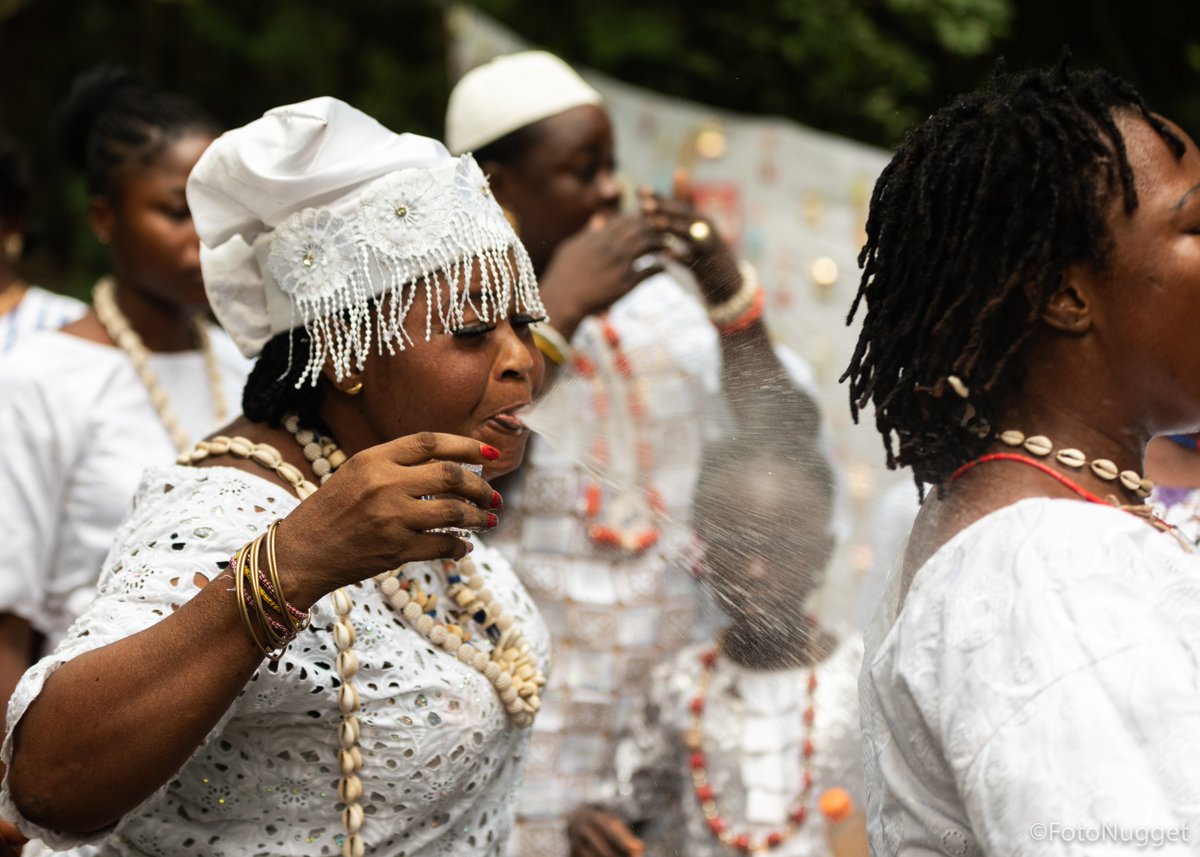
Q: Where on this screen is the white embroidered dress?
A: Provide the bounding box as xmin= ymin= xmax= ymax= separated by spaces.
xmin=1 ymin=465 xmax=551 ymax=857
xmin=861 ymin=498 xmax=1200 ymax=857
xmin=0 ymin=328 xmax=250 ymax=651
xmin=0 ymin=286 xmax=86 ymax=352
xmin=606 ymin=634 xmax=864 ymax=857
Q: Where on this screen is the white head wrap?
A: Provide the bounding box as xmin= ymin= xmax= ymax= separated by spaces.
xmin=445 ymin=51 xmax=603 ymax=155
xmin=187 ymin=96 xmax=542 ymax=383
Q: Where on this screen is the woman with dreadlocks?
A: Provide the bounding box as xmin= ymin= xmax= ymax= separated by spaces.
xmin=847 ymin=61 xmax=1200 ymax=855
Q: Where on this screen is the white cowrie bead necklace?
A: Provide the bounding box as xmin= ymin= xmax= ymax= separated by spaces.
xmin=93 ymin=277 xmax=226 ymax=454
xmin=997 ymin=429 xmax=1154 ymax=499
xmin=184 ymin=414 xmax=543 ymax=856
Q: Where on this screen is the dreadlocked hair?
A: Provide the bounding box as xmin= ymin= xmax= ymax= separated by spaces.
xmin=242 ymin=328 xmax=325 ymax=433
xmin=55 ymin=65 xmax=217 ymax=197
xmin=842 ymin=59 xmax=1184 ymax=491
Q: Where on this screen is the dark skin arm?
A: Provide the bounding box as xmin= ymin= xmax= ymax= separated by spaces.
xmin=7 ymin=433 xmax=498 ymax=834
xmin=567 ymin=806 xmax=645 ymax=857
xmin=0 ymin=615 xmax=31 ymax=854
xmin=640 ymin=170 xmax=819 ymax=436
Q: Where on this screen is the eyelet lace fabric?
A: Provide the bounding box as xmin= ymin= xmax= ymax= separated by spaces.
xmin=1 ymin=465 xmax=550 ymax=857
xmin=861 ymin=498 xmax=1200 ymax=857
xmin=262 ymin=156 xmax=542 ymax=386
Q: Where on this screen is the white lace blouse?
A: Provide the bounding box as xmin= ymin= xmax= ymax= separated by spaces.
xmin=1 ymin=465 xmax=551 ymax=857
xmin=607 ymin=634 xmax=865 ymax=857
xmin=0 ymin=329 xmax=250 ymax=650
xmin=861 ymin=498 xmax=1200 ymax=857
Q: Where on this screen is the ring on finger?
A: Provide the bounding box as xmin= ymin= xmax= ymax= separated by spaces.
xmin=688 ymin=220 xmax=712 ymax=243
xmin=631 ymin=253 xmax=658 ymax=274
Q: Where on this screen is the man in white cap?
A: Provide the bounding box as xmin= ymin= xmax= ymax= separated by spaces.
xmin=447 ymin=50 xmax=822 ymax=857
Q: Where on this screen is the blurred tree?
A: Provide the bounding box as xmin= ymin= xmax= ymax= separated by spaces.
xmin=471 ymin=0 xmax=1016 ymax=145
xmin=471 ymin=0 xmax=1199 ymax=146
xmin=0 ymin=0 xmax=1196 ymax=294
xmin=0 ymin=0 xmax=447 ymax=295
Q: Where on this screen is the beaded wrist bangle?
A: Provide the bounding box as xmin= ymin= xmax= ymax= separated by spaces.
xmin=715 ymin=286 xmax=766 ymax=336
xmin=707 ymin=260 xmax=764 ymax=331
xmin=531 ymin=321 xmax=573 ymax=366
xmin=231 ymin=521 xmax=310 ymax=661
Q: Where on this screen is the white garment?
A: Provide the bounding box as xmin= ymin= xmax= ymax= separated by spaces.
xmin=0 ymin=287 xmax=86 ymax=352
xmin=608 ymin=635 xmax=864 ymax=857
xmin=1 ymin=464 xmax=551 ymax=856
xmin=495 ymin=272 xmax=721 ymax=856
xmin=861 ymin=498 xmax=1200 ymax=857
xmin=0 ymin=328 xmax=249 ymax=650
xmin=853 ymin=480 xmax=920 ymax=631
xmin=496 ymin=270 xmax=832 ymax=856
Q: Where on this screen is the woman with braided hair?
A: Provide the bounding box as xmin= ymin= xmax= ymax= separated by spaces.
xmin=0 ymin=68 xmax=247 ymax=852
xmin=849 ymin=61 xmax=1200 ymax=855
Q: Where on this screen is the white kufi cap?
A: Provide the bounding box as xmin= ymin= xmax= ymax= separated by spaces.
xmin=446 ymin=50 xmax=603 ymax=155
xmin=187 ymin=97 xmax=541 ymax=384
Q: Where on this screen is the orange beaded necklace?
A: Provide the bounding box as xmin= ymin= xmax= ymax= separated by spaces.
xmin=575 ymin=313 xmax=664 ymax=553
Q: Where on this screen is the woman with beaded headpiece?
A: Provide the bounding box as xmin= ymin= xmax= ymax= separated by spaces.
xmin=1 ymin=97 xmax=551 ymax=857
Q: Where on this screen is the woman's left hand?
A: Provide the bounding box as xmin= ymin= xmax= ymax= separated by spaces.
xmin=638 ymin=169 xmax=742 ymax=306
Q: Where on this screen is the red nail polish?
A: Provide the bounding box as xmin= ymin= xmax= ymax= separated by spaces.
xmin=481 ymin=444 xmax=501 ymax=461
xmin=487 ymin=513 xmax=499 ymax=528
xmin=491 ymin=490 xmax=503 ymax=509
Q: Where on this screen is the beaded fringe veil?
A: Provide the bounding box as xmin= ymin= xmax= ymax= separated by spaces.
xmin=265 ymin=155 xmax=542 ymax=385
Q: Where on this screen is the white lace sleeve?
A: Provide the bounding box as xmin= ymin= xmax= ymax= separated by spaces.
xmin=1 ymin=465 xmax=294 ymax=850
xmin=885 ymin=501 xmax=1200 ymax=856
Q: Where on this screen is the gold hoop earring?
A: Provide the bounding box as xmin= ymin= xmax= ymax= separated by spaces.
xmin=345 ymin=380 xmax=363 ymax=396
xmin=502 ymin=207 xmax=520 ymax=235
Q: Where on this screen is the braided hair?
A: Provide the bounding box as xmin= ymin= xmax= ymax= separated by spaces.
xmin=842 ymin=60 xmax=1184 ymax=490
xmin=242 ymin=328 xmax=325 ymax=431
xmin=55 ymin=65 xmax=217 ymax=197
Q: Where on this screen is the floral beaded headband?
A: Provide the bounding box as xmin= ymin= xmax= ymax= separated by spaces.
xmin=265 ymin=155 xmax=540 ymax=384
xmin=187 ymin=97 xmax=543 ymax=383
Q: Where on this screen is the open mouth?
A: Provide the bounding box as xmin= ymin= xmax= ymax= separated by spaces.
xmin=487 ymin=404 xmax=530 ymax=435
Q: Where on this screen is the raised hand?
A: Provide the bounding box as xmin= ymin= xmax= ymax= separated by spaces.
xmin=639 ymin=168 xmax=742 ymax=306
xmin=537 ymin=213 xmax=667 ymax=340
xmin=274 ymin=433 xmax=503 ymax=609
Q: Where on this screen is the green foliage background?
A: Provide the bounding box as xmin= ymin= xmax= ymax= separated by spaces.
xmin=0 ymin=0 xmax=1197 ymax=294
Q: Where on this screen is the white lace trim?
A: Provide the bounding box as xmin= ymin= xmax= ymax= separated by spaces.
xmin=266 ymin=156 xmax=541 ymax=384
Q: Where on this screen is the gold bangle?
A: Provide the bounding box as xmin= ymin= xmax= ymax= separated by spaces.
xmin=531 ymin=322 xmax=573 ymax=366
xmin=234 ymin=543 xmax=271 ymax=657
xmin=265 ymin=520 xmax=310 ymax=634
xmin=235 ymin=537 xmax=288 ymax=660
